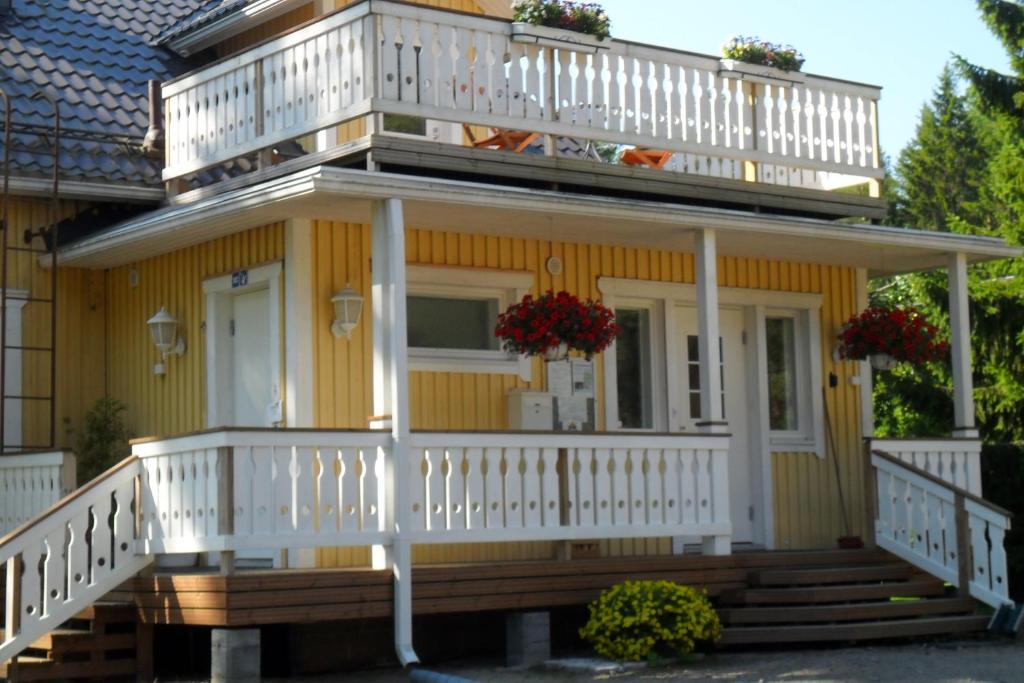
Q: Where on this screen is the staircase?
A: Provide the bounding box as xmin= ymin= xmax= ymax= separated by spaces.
xmin=0 ymin=603 xmax=137 ymax=681
xmin=719 ymin=555 xmax=992 ymax=645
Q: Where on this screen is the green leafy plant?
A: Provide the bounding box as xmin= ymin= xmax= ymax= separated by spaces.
xmin=721 ymin=35 xmax=805 ymax=73
xmin=512 ymin=0 xmax=612 ymax=40
xmin=579 ymin=580 xmax=721 ymax=662
xmin=74 ymin=397 xmax=132 ymax=484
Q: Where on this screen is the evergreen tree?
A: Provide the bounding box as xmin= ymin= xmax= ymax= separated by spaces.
xmin=955 ymin=0 xmax=1024 ymax=124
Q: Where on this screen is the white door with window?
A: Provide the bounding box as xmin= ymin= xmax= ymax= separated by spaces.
xmin=675 ymin=306 xmax=756 ymax=544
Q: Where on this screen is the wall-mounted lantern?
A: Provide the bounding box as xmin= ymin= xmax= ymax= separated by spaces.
xmin=147 ymin=306 xmax=186 ymax=375
xmin=331 ymin=284 xmax=364 ymax=339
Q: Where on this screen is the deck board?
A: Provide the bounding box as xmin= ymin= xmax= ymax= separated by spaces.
xmin=130 ymin=548 xmax=896 ymax=627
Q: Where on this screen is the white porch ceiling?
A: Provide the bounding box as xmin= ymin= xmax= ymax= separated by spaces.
xmin=55 ymin=166 xmax=1021 ymax=275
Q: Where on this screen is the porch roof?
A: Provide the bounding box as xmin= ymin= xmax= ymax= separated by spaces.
xmin=54 ymin=166 xmax=1021 ymax=275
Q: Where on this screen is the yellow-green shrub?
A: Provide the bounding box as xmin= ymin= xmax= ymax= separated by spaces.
xmin=579 ymin=580 xmax=721 ymax=661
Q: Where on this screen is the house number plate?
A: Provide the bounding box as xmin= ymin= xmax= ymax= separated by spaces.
xmin=231 ymin=270 xmax=249 ymax=288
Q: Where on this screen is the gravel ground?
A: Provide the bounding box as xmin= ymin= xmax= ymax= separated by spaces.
xmin=326 ymin=638 xmax=1024 ymax=682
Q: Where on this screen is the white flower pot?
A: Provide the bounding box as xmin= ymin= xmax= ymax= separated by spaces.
xmin=511 ymin=23 xmax=610 ymax=53
xmin=718 ymin=58 xmax=806 ymax=86
xmin=869 ymin=353 xmax=898 ymax=371
xmin=543 ymin=342 xmax=570 ymax=362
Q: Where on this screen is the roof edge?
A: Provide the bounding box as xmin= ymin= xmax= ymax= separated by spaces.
xmin=9 ymin=176 xmax=165 ymax=204
xmin=162 ymin=0 xmax=310 ymax=56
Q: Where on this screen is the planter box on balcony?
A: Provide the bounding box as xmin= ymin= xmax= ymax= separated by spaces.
xmin=718 ymin=58 xmax=806 ymax=87
xmin=511 ymin=22 xmax=610 ymax=53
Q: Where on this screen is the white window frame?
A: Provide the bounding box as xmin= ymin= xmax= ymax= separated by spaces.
xmin=406 ymin=265 xmax=533 ymax=379
xmin=600 ymin=297 xmax=666 ymax=432
xmin=760 ymin=307 xmax=824 ymax=456
xmin=203 ymin=261 xmax=283 ymax=428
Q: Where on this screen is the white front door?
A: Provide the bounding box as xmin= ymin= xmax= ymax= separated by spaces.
xmin=676 ymin=306 xmax=756 ymax=543
xmin=231 ymin=288 xmax=273 ymax=426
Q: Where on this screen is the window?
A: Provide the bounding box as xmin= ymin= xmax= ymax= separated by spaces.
xmin=383 ymin=114 xmax=428 ymax=137
xmin=766 ymin=317 xmax=799 ymax=431
xmin=615 ymin=308 xmax=653 ymax=429
xmin=762 ymin=309 xmax=823 ymax=455
xmin=407 ymin=295 xmax=499 ymax=351
xmin=685 ymin=335 xmax=726 ymax=421
xmin=405 ymin=265 xmax=533 ymax=377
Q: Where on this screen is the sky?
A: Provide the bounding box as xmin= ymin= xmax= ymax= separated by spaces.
xmin=597 ymin=0 xmax=1013 ymax=160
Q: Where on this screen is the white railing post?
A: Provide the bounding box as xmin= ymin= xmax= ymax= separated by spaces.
xmin=694 ymin=228 xmax=730 ymax=555
xmin=948 ymin=252 xmax=977 ymax=439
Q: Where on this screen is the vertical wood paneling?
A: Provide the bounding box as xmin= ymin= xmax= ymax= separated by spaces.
xmin=311 ymin=221 xmax=866 ymax=565
xmin=105 ymin=224 xmax=285 ymax=440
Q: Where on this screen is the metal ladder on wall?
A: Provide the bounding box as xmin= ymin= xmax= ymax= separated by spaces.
xmin=0 ymin=87 xmax=61 ymax=453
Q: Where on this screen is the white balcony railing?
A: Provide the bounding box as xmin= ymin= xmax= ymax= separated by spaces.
xmin=161 ymin=0 xmax=882 ymax=187
xmin=132 ymin=428 xmax=731 ymax=553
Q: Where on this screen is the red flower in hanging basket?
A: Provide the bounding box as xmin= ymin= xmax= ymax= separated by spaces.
xmin=495 ymin=290 xmax=620 ymax=359
xmin=837 ymin=306 xmax=948 ymax=366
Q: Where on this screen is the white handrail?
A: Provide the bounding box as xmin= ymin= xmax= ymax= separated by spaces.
xmin=872 ymin=450 xmax=1012 ymax=609
xmin=1 ymin=457 xmax=151 ymax=664
xmin=871 ymin=438 xmax=982 ymax=495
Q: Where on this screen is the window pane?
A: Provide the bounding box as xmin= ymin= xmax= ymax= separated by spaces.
xmin=407 ymin=296 xmax=499 ymax=351
xmin=616 ymin=308 xmax=653 ymax=429
xmin=383 ymin=114 xmax=428 ymax=136
xmin=766 ymin=317 xmax=799 ymax=431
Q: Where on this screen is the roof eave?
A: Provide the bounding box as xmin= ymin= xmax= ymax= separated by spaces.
xmin=9 ymin=176 xmax=165 ymax=204
xmin=51 ymin=166 xmax=1023 ymax=272
xmin=164 ymin=0 xmax=310 ymax=56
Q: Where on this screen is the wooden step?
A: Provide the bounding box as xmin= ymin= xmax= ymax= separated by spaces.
xmin=0 ymin=656 xmax=136 ymax=681
xmin=30 ymin=628 xmax=136 ymax=654
xmin=720 ymin=597 xmax=977 ymax=625
xmin=720 ymin=614 xmax=991 ymax=645
xmin=720 ymin=579 xmax=947 ymax=605
xmin=749 ymin=563 xmax=915 ymax=586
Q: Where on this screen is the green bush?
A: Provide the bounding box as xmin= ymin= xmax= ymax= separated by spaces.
xmin=579 ymin=580 xmax=720 ymax=661
xmin=74 ymin=397 xmax=132 ymax=484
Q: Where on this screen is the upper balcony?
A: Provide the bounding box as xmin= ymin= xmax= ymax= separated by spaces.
xmin=161 ymin=0 xmax=885 ymax=219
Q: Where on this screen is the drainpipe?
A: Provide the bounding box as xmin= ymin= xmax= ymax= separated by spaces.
xmin=142 ymin=79 xmax=164 ymax=159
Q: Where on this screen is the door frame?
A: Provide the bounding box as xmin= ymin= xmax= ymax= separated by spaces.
xmin=598 ymin=277 xmax=824 ymax=549
xmin=203 ymin=262 xmax=283 ymax=428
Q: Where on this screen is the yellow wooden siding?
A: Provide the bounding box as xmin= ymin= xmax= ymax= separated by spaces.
xmin=310 ymin=222 xmax=866 ymax=566
xmin=0 ymin=199 xmax=106 ymax=450
xmin=105 ymin=224 xmax=285 ymax=439
xmin=215 ymin=4 xmax=316 ymax=57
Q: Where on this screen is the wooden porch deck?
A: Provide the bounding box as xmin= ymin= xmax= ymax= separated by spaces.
xmin=131 ymin=548 xmax=897 ymax=627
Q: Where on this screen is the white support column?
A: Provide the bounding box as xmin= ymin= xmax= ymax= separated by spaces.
xmin=371 ymin=198 xmax=418 ymax=666
xmin=695 ymin=229 xmax=730 ymax=556
xmin=948 ymin=253 xmax=977 ymax=438
xmin=695 ymin=229 xmax=725 ymax=433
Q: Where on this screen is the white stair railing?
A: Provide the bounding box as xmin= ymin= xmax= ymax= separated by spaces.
xmin=1 ymin=451 xmax=76 ymax=536
xmin=872 ymin=449 xmax=1012 ymax=609
xmin=871 ymin=438 xmax=982 ymax=495
xmin=0 ymin=456 xmax=151 ymax=664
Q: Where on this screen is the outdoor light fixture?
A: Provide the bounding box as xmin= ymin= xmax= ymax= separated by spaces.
xmin=147 ymin=306 xmax=186 ymax=375
xmin=331 ymin=284 xmax=364 ymax=339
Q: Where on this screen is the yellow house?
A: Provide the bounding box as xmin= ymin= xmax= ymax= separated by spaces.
xmin=0 ymin=0 xmax=1019 ymax=679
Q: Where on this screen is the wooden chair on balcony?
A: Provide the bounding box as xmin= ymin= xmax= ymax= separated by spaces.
xmin=463 ymin=124 xmax=542 ymax=153
xmin=620 ymin=147 xmax=674 ymax=170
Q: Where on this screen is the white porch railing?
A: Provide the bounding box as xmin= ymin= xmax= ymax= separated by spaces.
xmin=0 ymin=457 xmax=150 ymax=664
xmin=870 ymin=438 xmax=982 ymax=496
xmin=0 ymin=451 xmax=76 ymax=537
xmin=161 ymin=0 xmax=882 ymax=187
xmin=406 ymin=432 xmax=730 ymax=543
xmin=131 ymin=428 xmax=731 ymax=552
xmin=872 ymin=449 xmax=1011 ymax=609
